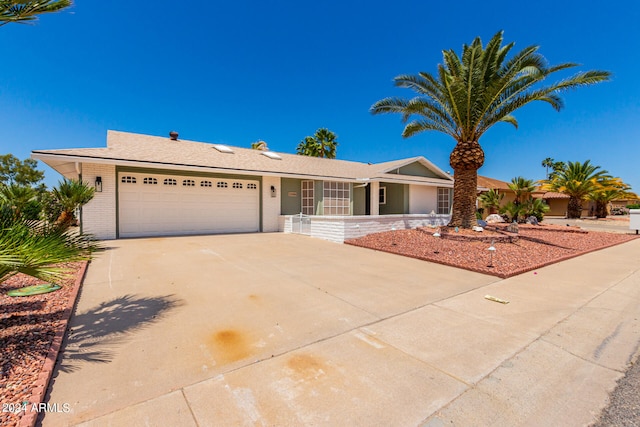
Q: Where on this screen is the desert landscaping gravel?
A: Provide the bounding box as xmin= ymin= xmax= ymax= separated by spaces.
xmin=346 ymin=224 xmax=638 ymax=278
xmin=0 ymin=263 xmax=83 ymax=427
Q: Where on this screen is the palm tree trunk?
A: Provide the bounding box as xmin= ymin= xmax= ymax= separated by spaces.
xmin=448 ymin=140 xmax=484 ymax=228
xmin=567 ymin=197 xmax=582 ymax=219
xmin=449 ymin=168 xmax=479 ymax=228
xmin=595 ymin=200 xmax=608 ymax=218
xmin=55 ymin=210 xmax=74 ymax=230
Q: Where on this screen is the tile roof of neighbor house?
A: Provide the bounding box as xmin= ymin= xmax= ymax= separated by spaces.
xmin=540 ymin=192 xmax=570 ymax=199
xmin=477 ymin=175 xmax=511 ymax=190
xmin=32 ymin=130 xmax=454 ymax=185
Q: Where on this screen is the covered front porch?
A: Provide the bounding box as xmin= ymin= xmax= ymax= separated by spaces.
xmin=279 ymin=213 xmax=451 ymax=243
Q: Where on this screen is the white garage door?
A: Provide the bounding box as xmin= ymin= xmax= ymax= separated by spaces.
xmin=118 ymin=173 xmax=260 ymax=238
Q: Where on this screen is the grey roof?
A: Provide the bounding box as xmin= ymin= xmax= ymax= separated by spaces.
xmin=32 ymin=130 xmax=454 ymax=185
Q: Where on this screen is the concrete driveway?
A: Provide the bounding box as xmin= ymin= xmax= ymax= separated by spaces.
xmin=41 ymin=233 xmax=640 ymax=426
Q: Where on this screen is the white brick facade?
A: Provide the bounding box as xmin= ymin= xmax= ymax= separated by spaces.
xmin=261 ymin=176 xmax=281 ymax=232
xmin=279 ymin=214 xmax=451 ymax=243
xmin=81 ymin=164 xmax=117 ymax=239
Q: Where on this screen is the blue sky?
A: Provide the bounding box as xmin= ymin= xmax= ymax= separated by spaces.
xmin=3 ymin=1 xmax=639 ymax=192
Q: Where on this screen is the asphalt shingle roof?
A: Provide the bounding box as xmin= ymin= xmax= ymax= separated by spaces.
xmin=33 ymin=130 xmax=453 ymax=184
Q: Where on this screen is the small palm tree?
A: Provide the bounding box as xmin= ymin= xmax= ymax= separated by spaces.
xmin=0 ymin=0 xmax=71 ymax=26
xmin=0 ymin=183 xmax=36 ymax=219
xmin=0 ymin=220 xmax=96 ymax=283
xmin=52 ymin=178 xmax=95 ymax=229
xmin=508 ymin=177 xmax=536 ymax=205
xmin=522 ymin=198 xmax=550 ymax=222
xmin=478 ymin=189 xmax=504 ymax=214
xmin=544 ymin=160 xmax=610 ymax=218
xmin=296 ymin=128 xmax=338 ymax=159
xmin=371 ymin=31 xmax=610 ymax=228
xmin=588 ymin=179 xmax=636 ymax=218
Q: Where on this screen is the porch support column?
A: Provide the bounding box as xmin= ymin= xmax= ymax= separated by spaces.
xmin=370 ymin=181 xmax=380 ymax=215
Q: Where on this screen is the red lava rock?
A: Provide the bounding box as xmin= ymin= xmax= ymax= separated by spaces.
xmin=346 ymin=227 xmax=638 ymax=279
xmin=0 ymin=263 xmax=83 ymax=427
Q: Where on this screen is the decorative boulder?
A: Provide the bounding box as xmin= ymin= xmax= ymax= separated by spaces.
xmin=477 ymin=220 xmax=488 ymax=227
xmin=485 ymin=214 xmax=504 ymax=224
xmin=525 ymin=216 xmax=539 ymax=225
xmin=472 ymin=226 xmax=484 ymax=232
xmin=507 ymin=222 xmax=519 ymax=233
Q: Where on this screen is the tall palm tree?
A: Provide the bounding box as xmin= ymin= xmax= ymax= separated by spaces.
xmin=371 ymin=31 xmax=610 ymax=228
xmin=52 ymin=178 xmax=95 ymax=230
xmin=296 ymin=128 xmax=338 ymax=159
xmin=542 ymin=157 xmax=555 ymax=179
xmin=0 ymin=0 xmax=71 ymax=26
xmin=508 ymin=176 xmax=536 ymax=205
xmin=544 ymin=160 xmax=611 ymax=218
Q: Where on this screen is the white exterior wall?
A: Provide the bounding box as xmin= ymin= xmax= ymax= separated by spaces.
xmin=409 ymin=185 xmax=438 ymax=214
xmin=370 ymin=181 xmax=380 ymax=215
xmin=262 ymin=176 xmax=281 ymax=232
xmin=81 ymin=163 xmax=117 ymax=240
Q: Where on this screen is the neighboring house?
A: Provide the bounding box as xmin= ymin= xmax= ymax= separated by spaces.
xmin=32 ymin=130 xmax=455 ymax=242
xmin=532 ymin=191 xmax=571 ymax=217
xmin=477 ymin=176 xmax=514 ymax=211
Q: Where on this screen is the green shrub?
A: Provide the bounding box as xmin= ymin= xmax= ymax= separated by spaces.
xmin=626 ymin=204 xmax=640 ymax=209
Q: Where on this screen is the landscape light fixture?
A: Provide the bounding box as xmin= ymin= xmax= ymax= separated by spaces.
xmin=487 ymin=239 xmax=496 ymax=267
xmin=432 ymin=230 xmax=441 ymax=254
xmin=95 ymin=176 xmax=102 ymax=192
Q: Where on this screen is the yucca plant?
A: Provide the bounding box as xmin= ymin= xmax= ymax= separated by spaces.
xmin=0 ymin=220 xmax=98 ymax=284
xmin=371 ymin=31 xmax=610 ymax=228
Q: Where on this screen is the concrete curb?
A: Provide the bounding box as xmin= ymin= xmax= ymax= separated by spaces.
xmin=17 ymin=261 xmax=89 ymax=427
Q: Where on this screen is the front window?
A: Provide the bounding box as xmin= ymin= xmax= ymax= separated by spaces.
xmin=323 ymin=181 xmax=350 ymax=215
xmin=437 ymin=187 xmax=451 ymax=214
xmin=301 ymin=180 xmax=314 ymax=215
xmin=379 ymin=186 xmax=386 ymax=205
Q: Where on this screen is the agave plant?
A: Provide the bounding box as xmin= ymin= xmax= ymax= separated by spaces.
xmin=0 ymin=220 xmax=98 ymax=284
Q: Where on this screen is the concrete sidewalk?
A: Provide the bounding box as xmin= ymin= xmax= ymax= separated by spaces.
xmin=40 ymin=234 xmax=640 ymax=426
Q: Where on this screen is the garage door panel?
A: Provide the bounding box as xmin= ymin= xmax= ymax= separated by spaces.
xmin=118 ymin=173 xmax=259 ymax=238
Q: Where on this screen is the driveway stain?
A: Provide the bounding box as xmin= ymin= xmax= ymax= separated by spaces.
xmin=287 ymin=354 xmax=328 ymax=381
xmin=210 ymin=329 xmax=253 ymax=363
